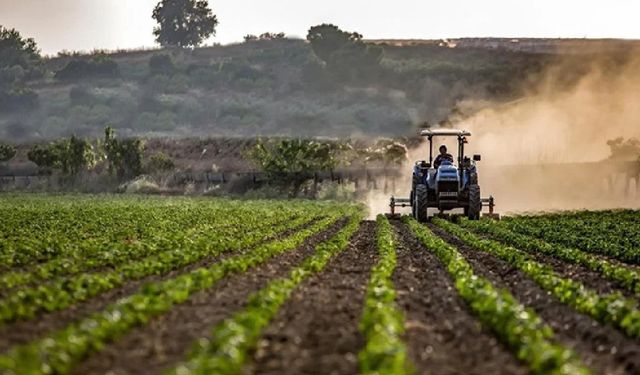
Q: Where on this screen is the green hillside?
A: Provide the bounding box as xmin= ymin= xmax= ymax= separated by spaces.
xmin=1 ymin=36 xmax=559 ymax=140
xmin=3 ymin=30 xmax=638 ymax=141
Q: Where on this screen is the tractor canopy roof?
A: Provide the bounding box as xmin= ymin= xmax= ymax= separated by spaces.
xmin=420 ymin=129 xmax=471 ymax=137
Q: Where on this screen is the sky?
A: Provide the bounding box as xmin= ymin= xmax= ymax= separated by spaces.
xmin=0 ymin=0 xmax=639 ymax=55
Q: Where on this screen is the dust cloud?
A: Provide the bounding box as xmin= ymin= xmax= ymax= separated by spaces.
xmin=366 ymin=50 xmax=640 ymax=217
xmin=455 ymin=51 xmax=640 ymax=213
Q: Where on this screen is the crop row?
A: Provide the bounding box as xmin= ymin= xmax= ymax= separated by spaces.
xmin=502 ymin=213 xmax=640 ymax=265
xmin=0 ymin=211 xmax=323 ymax=324
xmin=0 ymin=211 xmax=305 ymax=291
xmin=0 ymin=210 xmax=360 ymax=375
xmin=167 ymin=213 xmax=362 ymax=375
xmin=434 ymin=219 xmax=640 ymax=339
xmin=460 ymin=218 xmax=640 ymax=295
xmin=406 ymin=218 xmax=588 ymax=375
xmin=0 ymin=197 xmax=226 ymax=267
xmin=357 ymin=215 xmax=409 ymax=375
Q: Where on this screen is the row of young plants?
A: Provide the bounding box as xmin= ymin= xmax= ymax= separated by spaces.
xmin=357 ymin=215 xmax=410 ymax=375
xmin=406 ymin=218 xmax=589 ymax=375
xmin=460 ymin=218 xmax=640 ymax=295
xmin=502 ymin=213 xmax=640 ymax=265
xmin=0 ymin=210 xmax=359 ymax=375
xmin=0 ymin=210 xmax=305 ymax=291
xmin=434 ymin=218 xmax=640 ymax=339
xmin=0 ymin=211 xmax=322 ymax=324
xmin=0 ymin=196 xmax=282 ymax=268
xmin=167 ymin=213 xmax=363 ymax=375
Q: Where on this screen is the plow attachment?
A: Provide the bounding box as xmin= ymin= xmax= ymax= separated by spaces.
xmin=388 ymin=195 xmax=500 ymax=220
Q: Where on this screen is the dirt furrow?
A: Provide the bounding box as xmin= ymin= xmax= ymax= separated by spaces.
xmin=0 ymin=217 xmax=323 ymax=354
xmin=477 ymin=232 xmax=640 ymax=301
xmin=392 ymin=221 xmax=527 ymax=375
xmin=430 ymin=224 xmax=640 ymax=375
xmin=71 ymin=218 xmax=347 ymax=375
xmin=245 ymin=221 xmax=376 ymax=375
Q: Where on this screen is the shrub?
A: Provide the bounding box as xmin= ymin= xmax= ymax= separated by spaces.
xmin=55 ymin=57 xmax=119 ymax=81
xmin=149 ymin=54 xmax=176 ymax=76
xmin=247 ymin=138 xmax=340 ymax=197
xmin=145 ymin=152 xmax=175 ymax=173
xmin=27 ymin=136 xmax=96 ymax=175
xmin=0 ymin=142 xmax=16 ymax=162
xmin=69 ymin=86 xmax=93 ymax=106
xmin=0 ymin=87 xmax=38 ymax=112
xmin=103 ymin=126 xmax=144 ymax=179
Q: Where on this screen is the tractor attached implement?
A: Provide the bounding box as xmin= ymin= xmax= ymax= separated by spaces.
xmin=389 ymin=128 xmax=499 ymax=221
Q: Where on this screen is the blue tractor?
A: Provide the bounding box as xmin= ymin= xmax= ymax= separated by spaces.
xmin=390 ymin=129 xmax=497 ymax=222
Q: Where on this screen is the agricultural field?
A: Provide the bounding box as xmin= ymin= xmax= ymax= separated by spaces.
xmin=0 ymin=196 xmax=640 ymax=374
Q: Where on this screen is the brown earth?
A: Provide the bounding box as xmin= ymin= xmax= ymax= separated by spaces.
xmin=430 ymin=223 xmax=640 ymax=375
xmin=393 ymin=222 xmax=528 ymax=375
xmin=2 ymin=218 xmax=639 ymax=375
xmin=246 ymin=221 xmax=377 ymax=375
xmin=0 ymin=216 xmax=323 ymax=353
xmin=71 ymin=218 xmax=348 ymax=375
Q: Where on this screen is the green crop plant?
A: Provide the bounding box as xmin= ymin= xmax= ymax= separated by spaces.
xmin=434 ymin=218 xmax=640 ymax=339
xmin=406 ymin=218 xmax=588 ymax=375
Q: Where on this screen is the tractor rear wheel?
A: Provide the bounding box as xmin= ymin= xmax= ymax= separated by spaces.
xmin=410 ymin=190 xmax=416 ymax=218
xmin=414 ymin=184 xmax=428 ymax=222
xmin=468 ymin=184 xmax=481 ymax=220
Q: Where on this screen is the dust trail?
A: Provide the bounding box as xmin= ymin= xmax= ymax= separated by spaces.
xmin=447 ymin=51 xmax=640 ymax=214
xmin=365 ymin=51 xmax=640 ymax=216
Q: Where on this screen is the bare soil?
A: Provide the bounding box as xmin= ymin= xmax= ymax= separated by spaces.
xmin=430 ymin=224 xmax=640 ymax=375
xmin=71 ymin=219 xmax=348 ymax=375
xmin=0 ymin=217 xmax=323 ymax=353
xmin=393 ymin=222 xmax=528 ymax=375
xmin=246 ymin=221 xmax=377 ymax=375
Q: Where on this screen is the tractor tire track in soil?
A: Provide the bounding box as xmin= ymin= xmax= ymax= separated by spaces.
xmin=430 ymin=224 xmax=640 ymax=375
xmin=393 ymin=221 xmax=527 ymax=375
xmin=0 ymin=217 xmax=324 ymax=354
xmin=71 ymin=218 xmax=348 ymax=375
xmin=246 ymin=221 xmax=376 ymax=375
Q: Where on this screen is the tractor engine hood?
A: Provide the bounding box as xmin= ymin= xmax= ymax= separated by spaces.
xmin=436 ymin=164 xmax=459 ymax=182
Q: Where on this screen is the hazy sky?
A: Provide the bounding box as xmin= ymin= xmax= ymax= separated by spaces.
xmin=1 ymin=0 xmax=638 ymax=55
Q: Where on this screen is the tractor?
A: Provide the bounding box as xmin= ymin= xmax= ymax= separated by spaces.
xmin=389 ymin=129 xmax=498 ymax=222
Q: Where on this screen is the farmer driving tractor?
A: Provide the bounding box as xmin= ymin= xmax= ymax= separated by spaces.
xmin=433 ymin=144 xmax=454 ymax=169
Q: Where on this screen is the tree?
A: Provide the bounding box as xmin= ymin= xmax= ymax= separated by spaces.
xmin=0 ymin=142 xmax=16 ymax=162
xmin=306 ymin=24 xmax=382 ymax=80
xmin=306 ymin=24 xmax=361 ymax=64
xmin=27 ymin=136 xmax=96 ymax=175
xmin=28 ymin=144 xmax=59 ymax=170
xmin=0 ymin=26 xmax=40 ymax=70
xmin=607 ymin=137 xmax=640 ymax=161
xmin=104 ymin=126 xmax=145 ymax=179
xmin=244 ymin=32 xmax=285 ymax=42
xmin=152 ymin=0 xmax=218 ymax=48
xmin=0 ymin=26 xmax=42 ymax=110
xmin=247 ymin=139 xmax=340 ymax=197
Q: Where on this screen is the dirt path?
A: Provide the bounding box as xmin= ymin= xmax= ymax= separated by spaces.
xmin=246 ymin=221 xmax=377 ymax=375
xmin=431 ymin=224 xmax=640 ymax=375
xmin=71 ymin=219 xmax=347 ymax=375
xmin=393 ymin=221 xmax=527 ymax=375
xmin=0 ymin=219 xmax=321 ymax=353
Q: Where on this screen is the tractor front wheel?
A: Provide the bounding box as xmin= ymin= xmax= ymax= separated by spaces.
xmin=414 ymin=184 xmax=428 ymax=222
xmin=468 ymin=184 xmax=482 ymax=220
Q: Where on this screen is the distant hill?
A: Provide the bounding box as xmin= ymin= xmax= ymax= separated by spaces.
xmin=367 ymin=38 xmax=640 ymax=54
xmin=0 ymin=37 xmax=634 ymax=141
